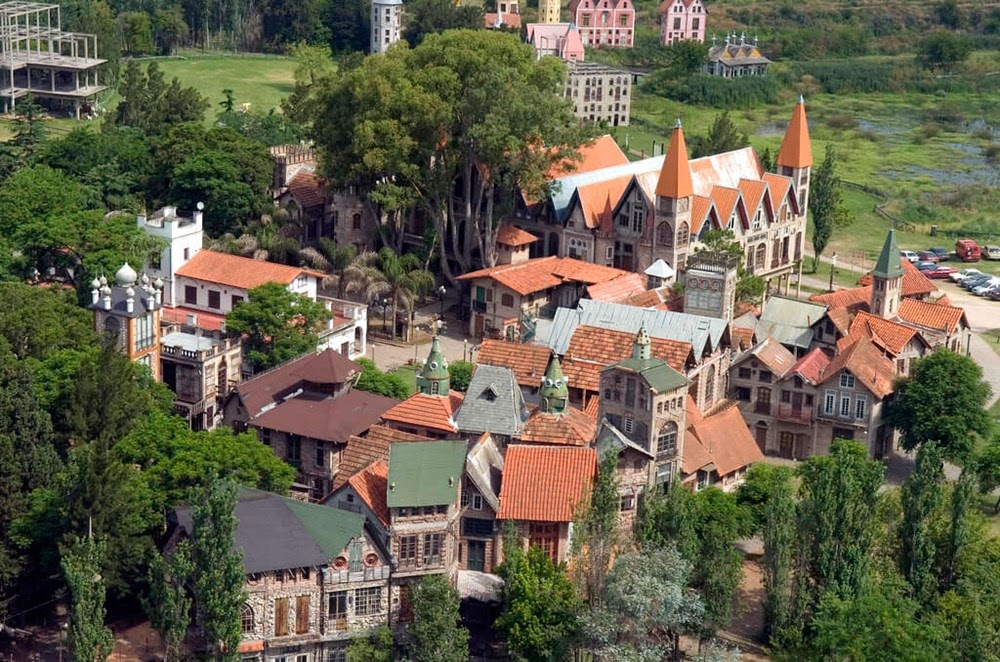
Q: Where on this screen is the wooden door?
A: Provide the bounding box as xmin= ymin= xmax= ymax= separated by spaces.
xmin=467 ymin=541 xmax=486 ymax=572
xmin=779 ymin=432 xmax=794 ymax=459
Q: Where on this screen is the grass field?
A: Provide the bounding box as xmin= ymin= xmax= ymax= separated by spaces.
xmin=150 ymin=52 xmax=296 ymax=114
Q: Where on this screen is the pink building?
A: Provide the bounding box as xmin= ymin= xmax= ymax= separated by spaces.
xmin=659 ymin=0 xmax=707 ymax=46
xmin=526 ymin=23 xmax=586 ymax=62
xmin=568 ymin=0 xmax=635 ymax=48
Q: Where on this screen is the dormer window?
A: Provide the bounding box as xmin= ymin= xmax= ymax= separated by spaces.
xmin=840 ymin=373 xmax=855 ymax=389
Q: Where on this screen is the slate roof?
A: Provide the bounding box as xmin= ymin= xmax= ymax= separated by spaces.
xmin=380 ymin=392 xmax=464 ymax=434
xmin=465 ymin=434 xmax=504 ymax=513
xmin=454 ymin=365 xmax=528 ymax=437
xmin=683 ymin=403 xmax=764 ymax=476
xmin=175 ymin=249 xmax=323 ymax=290
xmin=497 ymin=446 xmax=596 ymax=522
xmin=173 ymin=487 xmax=365 ymax=575
xmin=457 ymin=256 xmax=629 ymax=296
xmin=547 ymin=299 xmax=727 ymax=358
xmin=476 ymin=339 xmax=552 ymax=389
xmin=386 ymin=441 xmax=467 ymax=508
xmin=755 ymin=296 xmax=828 ymax=349
xmin=520 ymin=407 xmax=597 ymax=447
xmin=348 ymin=460 xmax=390 ymax=527
xmin=252 ymin=389 xmax=399 ymax=444
xmin=90 ymin=282 xmax=160 ymax=319
xmin=236 ymin=348 xmax=361 ymax=418
xmin=561 ymin=324 xmax=692 ymax=393
xmin=872 ymin=229 xmax=903 ymax=279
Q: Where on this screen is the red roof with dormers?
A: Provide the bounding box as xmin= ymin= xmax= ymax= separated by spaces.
xmin=847 ymin=310 xmax=926 ymax=357
xmin=497 ymin=445 xmax=597 ymax=522
xmin=380 ymin=391 xmax=464 ymax=434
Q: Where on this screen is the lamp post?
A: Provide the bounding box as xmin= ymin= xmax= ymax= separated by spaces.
xmin=379 ymin=298 xmax=389 ymax=332
xmin=438 ymin=285 xmax=446 ymax=320
xmin=829 ymin=252 xmax=838 ymax=292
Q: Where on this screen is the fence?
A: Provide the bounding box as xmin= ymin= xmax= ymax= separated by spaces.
xmin=842 ymin=180 xmax=915 ymax=233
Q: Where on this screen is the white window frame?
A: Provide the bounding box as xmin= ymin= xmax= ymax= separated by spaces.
xmin=823 ymin=391 xmax=835 ymax=416
xmin=840 ymin=373 xmax=855 ymax=389
xmin=840 ymin=395 xmax=851 ymax=418
xmin=472 ymin=494 xmax=483 ymax=511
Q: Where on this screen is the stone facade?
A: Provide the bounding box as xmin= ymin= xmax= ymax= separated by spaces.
xmin=458 ymin=479 xmax=500 ymax=574
xmin=160 ymin=328 xmax=242 ymax=431
xmin=565 ymin=61 xmax=632 ymax=127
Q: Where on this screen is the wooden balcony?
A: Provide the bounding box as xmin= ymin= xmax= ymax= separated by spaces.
xmin=776 ymin=404 xmax=812 ymax=425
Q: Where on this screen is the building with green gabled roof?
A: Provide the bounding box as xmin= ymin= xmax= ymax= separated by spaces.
xmin=387 ymin=440 xmax=467 ymax=508
xmin=870 ymin=228 xmax=904 ymax=318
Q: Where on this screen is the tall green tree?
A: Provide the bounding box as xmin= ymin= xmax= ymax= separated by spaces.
xmin=571 ymin=449 xmax=620 ymax=604
xmin=324 ymin=0 xmax=368 ymax=53
xmin=403 ymin=0 xmax=484 ymax=47
xmin=899 ymin=442 xmax=945 ymax=605
xmin=808 ymin=144 xmax=852 ymax=271
xmin=885 ymin=350 xmax=992 ymax=463
xmin=586 ymin=545 xmax=704 ymax=661
xmin=409 ymin=574 xmax=469 ymax=662
xmin=225 ymin=281 xmax=332 ymax=372
xmin=145 ymin=540 xmax=194 ymax=661
xmin=62 ymin=535 xmax=115 ymax=662
xmin=690 ymin=112 xmax=749 ymax=159
xmin=495 ymin=533 xmax=582 ymax=661
xmin=691 ymin=488 xmax=746 ymax=636
xmin=153 ymin=5 xmax=188 ymax=55
xmin=111 ymin=61 xmax=209 ymax=136
xmin=190 ymin=480 xmax=246 ymax=661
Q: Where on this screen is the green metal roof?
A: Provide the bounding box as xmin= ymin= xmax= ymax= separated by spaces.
xmin=387 ymin=440 xmax=467 ymax=508
xmin=539 ymin=355 xmax=569 ymax=413
xmin=609 ymin=357 xmax=690 ymax=394
xmin=284 ymin=497 xmax=366 ymax=559
xmin=872 ymin=229 xmax=903 ymax=279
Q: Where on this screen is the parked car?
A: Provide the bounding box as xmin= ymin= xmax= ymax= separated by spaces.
xmin=916 ymin=250 xmax=940 ymax=263
xmin=989 ymin=288 xmax=1000 ymax=301
xmin=986 ymin=245 xmax=1000 ymax=261
xmin=926 ymin=265 xmax=958 ymax=279
xmin=956 ymin=239 xmax=981 ymax=262
xmin=972 ymin=278 xmax=1000 ymax=296
xmin=950 ymin=268 xmax=981 ymax=283
xmin=914 ymin=261 xmax=937 ymax=272
xmin=899 ymin=250 xmax=919 ymax=263
xmin=927 ymin=246 xmax=951 ymax=261
xmin=963 ymin=274 xmax=993 ymax=290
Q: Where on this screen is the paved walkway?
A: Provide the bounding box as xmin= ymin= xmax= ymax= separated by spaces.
xmin=367 ymin=295 xmax=478 ymax=371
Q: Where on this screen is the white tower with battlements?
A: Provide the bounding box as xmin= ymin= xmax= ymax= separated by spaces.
xmin=371 ymin=0 xmax=403 ymax=54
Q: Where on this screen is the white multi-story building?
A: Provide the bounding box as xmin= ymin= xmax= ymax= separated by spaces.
xmin=565 ymin=61 xmax=632 ymax=126
xmin=371 ymin=0 xmax=403 ymax=54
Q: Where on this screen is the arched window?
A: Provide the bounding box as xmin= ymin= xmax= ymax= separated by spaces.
xmin=657 ymin=422 xmax=678 ymax=457
xmin=352 ymin=213 xmax=362 ymax=230
xmin=676 ymin=221 xmax=690 ymax=247
xmin=656 ymin=222 xmax=673 ymax=248
xmin=241 ymin=604 xmax=254 ymax=634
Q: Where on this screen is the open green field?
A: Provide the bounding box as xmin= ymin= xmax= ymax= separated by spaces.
xmin=151 ymin=53 xmax=296 ymax=114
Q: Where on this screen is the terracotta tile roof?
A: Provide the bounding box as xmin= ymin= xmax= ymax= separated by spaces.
xmin=176 ymin=250 xmax=323 ymax=291
xmin=583 ymin=395 xmax=600 ymax=420
xmin=365 ymin=424 xmax=433 ymax=445
xmin=731 ymin=325 xmax=754 ymax=350
xmin=484 ymin=11 xmax=522 ymax=28
xmin=655 ymin=123 xmax=694 ymax=198
xmin=380 ymin=391 xmax=464 ymax=434
xmin=457 ymin=257 xmax=629 ymax=296
xmin=476 ymin=339 xmax=552 ymax=389
xmin=762 ymin=172 xmax=795 ymax=214
xmin=334 ymin=435 xmax=389 ymax=491
xmin=826 ymin=306 xmax=853 ymax=335
xmin=586 ymin=272 xmax=647 ymax=302
xmin=737 ymin=178 xmax=768 ymax=218
xmin=689 ymin=194 xmax=716 ymax=236
xmin=743 ymin=336 xmax=797 ymax=377
xmin=496 ymin=225 xmax=539 ymax=247
xmin=347 ymin=460 xmax=390 ymax=526
xmin=819 ymin=336 xmax=896 ymax=399
xmin=546 ymin=135 xmax=629 ymax=179
xmin=236 ymin=349 xmax=363 ymax=418
xmin=856 ymin=260 xmax=936 ymax=298
xmin=898 ymin=298 xmax=965 ymax=334
xmin=562 ymin=324 xmax=691 ymax=392
xmin=497 ymin=445 xmax=596 ymax=522
xmin=252 ymin=389 xmax=399 ymax=444
xmin=848 ymin=311 xmax=923 ymax=357
xmin=287 ymin=169 xmax=326 ymax=208
xmin=519 ymin=407 xmax=597 ymax=446
xmin=161 ymin=305 xmax=227 ymax=332
xmin=620 ymin=287 xmax=675 ymax=310
xmin=791 ymin=347 xmax=831 ymax=384
xmin=684 ymin=402 xmax=764 ymax=476
xmin=777 ymin=98 xmax=812 ymax=168
xmin=809 ymin=286 xmax=872 ymax=310
xmin=575 ymin=175 xmax=633 ymax=230
xmin=685 ymin=394 xmax=703 ymax=424
xmin=708 ymin=185 xmax=741 ymax=226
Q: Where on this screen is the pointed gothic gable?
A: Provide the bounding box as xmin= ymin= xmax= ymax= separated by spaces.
xmin=690 ymin=195 xmax=718 ymax=237
xmin=655 ymin=122 xmax=694 ymax=198
xmin=737 ymin=178 xmax=769 ymax=223
xmin=777 ymin=97 xmax=813 ymax=169
xmin=708 ymin=185 xmax=743 ymax=231
xmin=762 ymin=172 xmax=797 ymax=217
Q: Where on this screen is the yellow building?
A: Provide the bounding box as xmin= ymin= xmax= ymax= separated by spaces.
xmin=537 ymin=0 xmax=561 ymax=23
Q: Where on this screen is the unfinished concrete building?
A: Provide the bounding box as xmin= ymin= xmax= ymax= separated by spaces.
xmin=0 ymin=1 xmax=105 ymax=115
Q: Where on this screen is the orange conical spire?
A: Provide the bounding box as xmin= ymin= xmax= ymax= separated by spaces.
xmin=776 ymin=96 xmax=812 ymax=169
xmin=655 ymin=119 xmax=694 ymax=199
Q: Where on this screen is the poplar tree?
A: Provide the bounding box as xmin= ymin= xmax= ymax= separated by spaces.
xmin=62 ymin=535 xmax=115 ymax=662
xmin=571 ymin=449 xmax=620 ymax=604
xmin=146 ymin=541 xmax=194 ymax=661
xmin=899 ymin=442 xmax=945 ymax=605
xmin=808 ymin=144 xmax=852 ymax=270
xmin=409 ymin=574 xmax=469 ymax=662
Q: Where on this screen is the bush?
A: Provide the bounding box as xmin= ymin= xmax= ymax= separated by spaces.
xmin=826 ymin=114 xmax=857 ymax=130
xmin=643 ymin=73 xmax=781 ymax=109
xmin=448 ymin=360 xmax=474 ymax=392
xmin=354 ymin=358 xmax=410 ymax=400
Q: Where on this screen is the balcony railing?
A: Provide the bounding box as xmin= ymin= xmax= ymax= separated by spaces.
xmin=776 ymin=404 xmax=813 ymax=425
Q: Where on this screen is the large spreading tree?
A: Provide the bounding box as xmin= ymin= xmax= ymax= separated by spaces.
xmin=311 ymin=29 xmax=593 ymax=278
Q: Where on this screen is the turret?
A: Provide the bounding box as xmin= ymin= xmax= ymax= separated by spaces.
xmin=870 ymin=229 xmax=903 ymax=319
xmin=416 ymin=334 xmax=450 ymax=396
xmin=653 ymin=120 xmax=694 ymax=271
xmin=632 ymin=323 xmax=651 ymax=361
xmin=776 ymin=96 xmax=813 ymax=210
xmin=539 ymin=355 xmax=569 ymax=414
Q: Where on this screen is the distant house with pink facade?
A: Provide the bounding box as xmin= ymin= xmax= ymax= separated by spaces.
xmin=526 ymin=23 xmax=586 ymax=61
xmin=569 ymin=0 xmax=635 ymax=48
xmin=659 ymin=0 xmax=707 ymax=46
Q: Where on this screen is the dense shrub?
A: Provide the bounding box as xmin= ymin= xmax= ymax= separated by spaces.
xmin=643 ymin=73 xmax=781 ymax=109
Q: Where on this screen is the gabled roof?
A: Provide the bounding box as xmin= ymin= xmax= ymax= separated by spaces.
xmin=737 ymin=178 xmax=768 ymax=218
xmin=872 ymin=229 xmax=903 ymax=279
xmin=365 ymin=424 xmax=433 ymax=445
xmin=683 ymin=403 xmax=763 ymax=476
xmin=175 ymin=249 xmax=323 ymax=291
xmin=595 ymin=420 xmax=654 ymax=459
xmin=574 ymin=174 xmax=634 ymax=230
xmin=897 ymin=298 xmax=966 ymax=334
xmin=173 ymin=487 xmax=365 ymax=575
xmin=380 ymin=392 xmax=464 ymax=434
xmin=236 ymin=349 xmax=362 ymax=418
xmin=347 ymin=460 xmax=390 ymax=527
xmin=809 ymin=286 xmax=872 ymax=310
xmin=776 ymin=96 xmax=812 ymax=168
xmin=735 ymin=336 xmax=796 ymax=378
xmin=790 ymin=347 xmax=831 ymax=385
xmin=476 ymin=340 xmax=552 ymax=390
xmin=497 ymin=445 xmax=596 ymax=522
xmin=848 ymin=311 xmax=925 ymax=357
xmin=465 ymin=434 xmax=504 ymax=513
xmin=334 ymin=435 xmax=389 ymax=491
xmin=286 ymin=169 xmax=326 ymax=208
xmin=826 ymin=306 xmax=853 ymax=335
xmin=457 ymin=256 xmax=629 ymax=296
xmin=520 ymin=407 xmax=597 ymax=447
xmin=655 ymin=121 xmax=694 ymax=199
xmin=454 ymin=365 xmax=527 ymax=437
xmin=561 ymin=324 xmax=692 ymax=393
xmin=546 ymin=135 xmax=629 ymax=180
xmin=252 ymin=389 xmax=398 ymax=444
xmin=586 ymin=272 xmax=647 ymax=303
xmin=496 ymin=225 xmax=539 ymax=247
xmin=756 ymin=296 xmax=828 ymax=349
xmin=761 ymin=172 xmax=797 ymax=215
xmin=690 ymin=194 xmax=718 ymax=236
xmin=708 ymin=185 xmax=741 ymax=226
xmin=386 ymin=441 xmax=467 ymax=508
xmin=818 ymin=336 xmax=896 ymax=399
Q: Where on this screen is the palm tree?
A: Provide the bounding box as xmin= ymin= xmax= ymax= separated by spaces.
xmin=361 ymin=248 xmax=435 ymax=340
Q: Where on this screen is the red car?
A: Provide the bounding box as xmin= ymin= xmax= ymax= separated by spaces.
xmin=916 ymin=250 xmax=940 ymax=263
xmin=926 ymin=264 xmax=958 ymax=279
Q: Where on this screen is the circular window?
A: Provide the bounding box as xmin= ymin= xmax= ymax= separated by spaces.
xmin=333 ymin=556 xmax=348 ymax=570
xmin=364 ymin=553 xmax=379 ymax=567
xmin=554 ymin=380 xmax=563 ymax=388
xmin=545 ymin=378 xmax=554 ymax=387
xmin=429 ymin=361 xmax=438 ymax=370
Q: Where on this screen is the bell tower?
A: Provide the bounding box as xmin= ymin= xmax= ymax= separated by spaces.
xmin=683 ymin=252 xmax=739 ymax=321
xmin=653 ymin=120 xmax=694 ymax=272
xmin=537 ymin=0 xmax=560 ymax=23
xmin=870 ymin=229 xmax=903 ymax=319
xmin=416 ymin=334 xmax=450 ymax=396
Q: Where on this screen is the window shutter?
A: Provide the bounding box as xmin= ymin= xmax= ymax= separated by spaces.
xmin=274 ymin=597 xmax=289 ymax=636
xmin=295 ymin=595 xmax=310 ymax=634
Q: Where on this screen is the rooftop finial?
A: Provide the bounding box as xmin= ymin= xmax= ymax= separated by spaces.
xmin=798 ymin=94 xmax=805 ymax=104
xmin=674 ymin=118 xmax=682 ymax=130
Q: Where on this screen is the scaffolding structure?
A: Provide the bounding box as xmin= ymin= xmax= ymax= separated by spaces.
xmin=0 ymin=1 xmax=105 ymax=115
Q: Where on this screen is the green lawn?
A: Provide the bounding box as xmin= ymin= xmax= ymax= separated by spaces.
xmin=151 ymin=53 xmax=297 ymax=114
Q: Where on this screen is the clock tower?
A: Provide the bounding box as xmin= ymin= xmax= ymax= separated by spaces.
xmin=683 ymin=251 xmax=739 ymax=321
